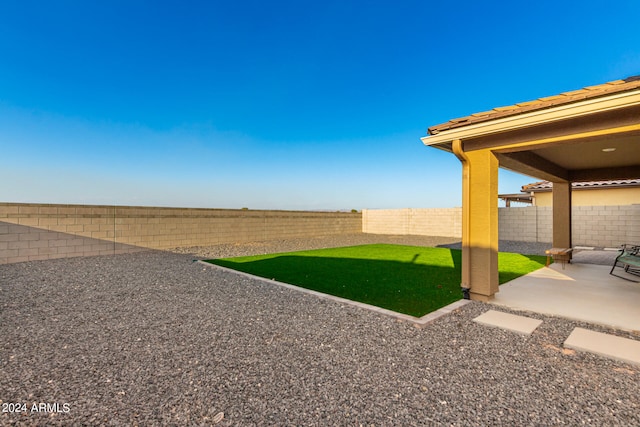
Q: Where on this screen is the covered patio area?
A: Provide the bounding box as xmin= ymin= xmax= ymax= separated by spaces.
xmin=492 ymin=251 xmax=640 ymax=331
xmin=421 ymin=76 xmax=640 ymax=302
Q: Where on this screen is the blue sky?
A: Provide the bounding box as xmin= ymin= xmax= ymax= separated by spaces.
xmin=1 ymin=0 xmax=639 ymax=210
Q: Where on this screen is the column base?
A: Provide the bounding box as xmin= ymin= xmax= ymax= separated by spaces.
xmin=469 ymin=292 xmax=496 ymax=302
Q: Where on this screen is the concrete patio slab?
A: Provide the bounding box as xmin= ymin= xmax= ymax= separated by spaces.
xmin=492 ymin=263 xmax=640 ymax=332
xmin=473 ymin=310 xmax=543 ymax=335
xmin=564 ymin=327 xmax=640 ymax=366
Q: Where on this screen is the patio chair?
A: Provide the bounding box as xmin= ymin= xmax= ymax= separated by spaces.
xmin=609 ymin=244 xmax=640 ymax=282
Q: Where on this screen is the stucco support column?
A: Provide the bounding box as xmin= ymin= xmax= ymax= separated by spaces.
xmin=453 ymin=141 xmax=499 ymax=301
xmin=552 ymin=181 xmax=573 ymax=262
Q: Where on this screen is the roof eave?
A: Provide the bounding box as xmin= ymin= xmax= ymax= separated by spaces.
xmin=421 ymin=89 xmax=640 ymax=148
xmin=527 ymin=182 xmax=640 ymax=192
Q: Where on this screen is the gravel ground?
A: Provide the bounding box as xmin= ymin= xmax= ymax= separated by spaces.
xmin=1 ymin=236 xmax=638 ymax=426
xmin=168 ymin=234 xmax=552 ymax=259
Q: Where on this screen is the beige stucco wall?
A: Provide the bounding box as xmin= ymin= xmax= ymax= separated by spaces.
xmin=0 ymin=203 xmax=362 ymax=264
xmin=533 ymin=187 xmax=640 ymax=206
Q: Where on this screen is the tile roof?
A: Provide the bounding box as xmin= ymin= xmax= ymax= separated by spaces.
xmin=498 ymin=193 xmax=534 ymax=204
xmin=522 ymin=179 xmax=640 ymax=192
xmin=428 ymin=75 xmax=640 ymax=135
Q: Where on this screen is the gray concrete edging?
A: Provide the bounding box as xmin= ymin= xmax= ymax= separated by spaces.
xmin=198 ymin=260 xmax=470 ymax=327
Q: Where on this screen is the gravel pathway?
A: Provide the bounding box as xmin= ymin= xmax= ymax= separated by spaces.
xmin=1 ymin=237 xmax=638 ymax=425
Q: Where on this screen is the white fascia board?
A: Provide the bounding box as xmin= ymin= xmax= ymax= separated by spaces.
xmin=421 ymin=90 xmax=640 ymax=147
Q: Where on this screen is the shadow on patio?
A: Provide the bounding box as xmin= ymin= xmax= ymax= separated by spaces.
xmin=491 ymin=250 xmax=640 ymax=332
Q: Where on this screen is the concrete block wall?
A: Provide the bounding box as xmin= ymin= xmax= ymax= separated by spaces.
xmin=571 ymin=204 xmax=640 ymax=248
xmin=2 ymin=202 xmax=637 ymax=264
xmin=408 ymin=208 xmax=462 ymax=237
xmin=362 ymin=208 xmax=462 ymax=237
xmin=498 ymin=207 xmax=536 ymax=241
xmin=362 ymin=209 xmax=410 ymax=235
xmin=0 ymin=222 xmax=145 ymax=264
xmin=498 ymin=207 xmax=552 ymax=243
xmin=0 ymin=203 xmax=362 ymax=264
xmin=363 ymin=205 xmax=638 ymax=248
xmin=536 ymin=207 xmax=553 ymax=244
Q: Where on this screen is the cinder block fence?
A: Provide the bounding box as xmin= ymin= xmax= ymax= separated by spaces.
xmin=1 ymin=202 xmax=637 ymax=264
xmin=361 ymin=208 xmax=462 ymax=237
xmin=362 ymin=206 xmax=639 ymax=249
xmin=0 ymin=203 xmax=361 ymax=264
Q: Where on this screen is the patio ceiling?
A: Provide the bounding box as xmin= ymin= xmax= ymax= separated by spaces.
xmin=494 ymin=132 xmax=640 ymax=182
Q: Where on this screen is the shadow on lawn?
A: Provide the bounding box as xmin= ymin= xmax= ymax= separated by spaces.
xmin=210 ymin=253 xmax=463 ymax=318
xmin=439 ymin=243 xmax=548 ymax=284
xmin=208 ymin=248 xmax=547 ymax=317
xmin=498 ymin=253 xmax=549 ymax=283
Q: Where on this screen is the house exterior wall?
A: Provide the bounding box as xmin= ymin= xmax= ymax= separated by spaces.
xmin=0 ymin=203 xmax=362 ymax=264
xmin=533 ymin=187 xmax=640 ymax=206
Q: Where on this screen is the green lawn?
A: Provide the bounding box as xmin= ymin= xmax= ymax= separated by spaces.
xmin=206 ymin=244 xmax=546 ymax=317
